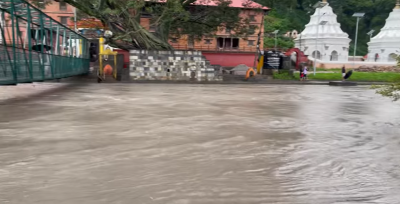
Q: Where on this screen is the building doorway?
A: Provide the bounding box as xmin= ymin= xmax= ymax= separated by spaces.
xmin=188 ymin=36 xmax=194 ymax=49
xmin=331 ymin=51 xmax=338 ymax=61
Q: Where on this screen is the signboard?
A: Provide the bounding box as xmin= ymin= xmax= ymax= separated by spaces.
xmin=263 ymin=50 xmax=281 ymax=69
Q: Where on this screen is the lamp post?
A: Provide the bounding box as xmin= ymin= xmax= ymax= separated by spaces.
xmin=367 ymin=30 xmax=375 ymax=40
xmin=312 ymin=1 xmax=327 ymax=76
xmin=366 ymin=30 xmax=374 ymax=61
xmin=272 ymin=30 xmax=279 ymax=51
xmin=352 ymin=12 xmax=365 ymax=68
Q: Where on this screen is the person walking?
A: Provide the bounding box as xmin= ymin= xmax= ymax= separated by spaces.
xmin=342 ymin=66 xmax=346 ymax=81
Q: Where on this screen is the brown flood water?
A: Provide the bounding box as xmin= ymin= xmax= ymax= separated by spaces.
xmin=0 ymin=83 xmax=399 ymax=204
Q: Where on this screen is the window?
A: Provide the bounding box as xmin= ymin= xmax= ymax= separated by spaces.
xmin=248 ymin=40 xmax=255 ymax=46
xmin=60 ymin=17 xmax=68 ymax=25
xmin=170 ymin=38 xmax=178 ymax=43
xmin=248 ymin=27 xmax=255 ymax=35
xmin=217 ymin=38 xmax=239 ymax=49
xmin=204 ymin=39 xmax=212 ymax=44
xmin=225 ymin=28 xmax=231 ymax=34
xmin=249 ymin=15 xmax=256 ymax=22
xmin=312 ymin=51 xmax=321 ymax=59
xmin=232 ymin=38 xmax=239 ymax=48
xmin=59 ymin=2 xmax=67 ymax=10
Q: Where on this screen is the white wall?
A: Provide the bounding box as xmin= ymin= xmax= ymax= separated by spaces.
xmin=295 ymin=38 xmax=350 ymax=62
xmin=309 ymin=56 xmax=396 ymax=68
xmin=367 ymin=48 xmax=399 ymax=63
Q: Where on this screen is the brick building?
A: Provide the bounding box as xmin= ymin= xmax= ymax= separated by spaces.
xmin=37 ymin=0 xmax=75 ymax=26
xmin=0 ymin=0 xmax=74 ymax=46
xmin=140 ymin=0 xmax=269 ymax=52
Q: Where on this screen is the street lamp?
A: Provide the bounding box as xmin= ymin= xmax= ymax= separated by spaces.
xmin=272 ymin=30 xmax=279 ymax=51
xmin=365 ymin=30 xmax=375 ymax=61
xmin=367 ymin=30 xmax=375 ymax=40
xmin=352 ymin=12 xmax=365 ymax=68
xmin=312 ymin=1 xmax=327 ymax=75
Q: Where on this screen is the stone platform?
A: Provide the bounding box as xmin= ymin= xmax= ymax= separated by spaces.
xmin=329 ymin=81 xmax=358 ymax=86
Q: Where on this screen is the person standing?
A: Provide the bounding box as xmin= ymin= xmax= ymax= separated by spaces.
xmin=300 ymin=66 xmax=304 ymax=81
xmin=303 ymin=66 xmax=308 ymax=80
xmin=342 ymin=66 xmax=346 ymax=81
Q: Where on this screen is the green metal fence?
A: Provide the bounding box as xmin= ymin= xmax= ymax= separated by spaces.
xmin=0 ymin=0 xmax=90 ymax=85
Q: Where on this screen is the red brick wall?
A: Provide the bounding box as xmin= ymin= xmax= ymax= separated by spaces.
xmin=203 ymin=52 xmax=257 ymax=68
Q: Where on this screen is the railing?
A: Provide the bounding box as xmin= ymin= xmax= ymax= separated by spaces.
xmin=172 ymin=45 xmax=293 ymax=53
xmin=0 ymin=0 xmax=90 ymax=85
xmin=172 ymin=45 xmax=259 ymax=52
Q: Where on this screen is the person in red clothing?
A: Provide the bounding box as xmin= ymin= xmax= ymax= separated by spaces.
xmin=300 ymin=66 xmax=304 ymax=81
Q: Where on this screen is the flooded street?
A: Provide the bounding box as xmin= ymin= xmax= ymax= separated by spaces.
xmin=0 ymin=83 xmax=400 ymax=204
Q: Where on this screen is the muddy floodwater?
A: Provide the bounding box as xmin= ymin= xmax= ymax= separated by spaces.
xmin=0 ymin=83 xmax=400 ymax=204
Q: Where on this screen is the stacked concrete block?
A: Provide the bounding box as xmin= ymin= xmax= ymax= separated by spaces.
xmin=129 ymin=50 xmax=222 ymax=81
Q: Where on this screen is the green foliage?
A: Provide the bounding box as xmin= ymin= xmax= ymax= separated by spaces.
xmin=263 ymin=10 xmax=297 ymax=50
xmin=373 ymin=83 xmax=400 ymax=101
xmin=373 ymin=56 xmax=400 ymax=101
xmin=264 ymin=36 xmax=294 ymax=49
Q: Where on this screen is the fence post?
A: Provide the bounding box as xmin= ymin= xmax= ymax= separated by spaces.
xmin=50 ymin=21 xmax=55 ymax=78
xmin=10 ymin=1 xmax=18 ymax=83
xmin=0 ymin=11 xmax=14 ymax=80
xmin=26 ymin=5 xmax=33 ymax=80
xmin=39 ymin=12 xmax=45 ymax=80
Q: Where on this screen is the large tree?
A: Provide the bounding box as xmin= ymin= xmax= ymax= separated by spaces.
xmin=47 ymin=0 xmax=260 ymax=50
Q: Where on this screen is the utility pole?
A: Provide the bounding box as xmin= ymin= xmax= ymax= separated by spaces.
xmin=352 ymin=13 xmax=365 ymax=68
xmin=273 ymin=30 xmax=279 ymax=52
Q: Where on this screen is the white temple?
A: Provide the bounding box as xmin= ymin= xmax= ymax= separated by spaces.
xmin=367 ymin=0 xmax=400 ymax=63
xmin=294 ymin=0 xmax=351 ymax=62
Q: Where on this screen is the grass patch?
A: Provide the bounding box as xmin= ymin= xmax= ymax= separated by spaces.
xmin=272 ymin=69 xmax=400 ymax=82
xmin=273 ymin=71 xmax=296 ymax=80
xmin=294 ymin=72 xmax=400 ymax=82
